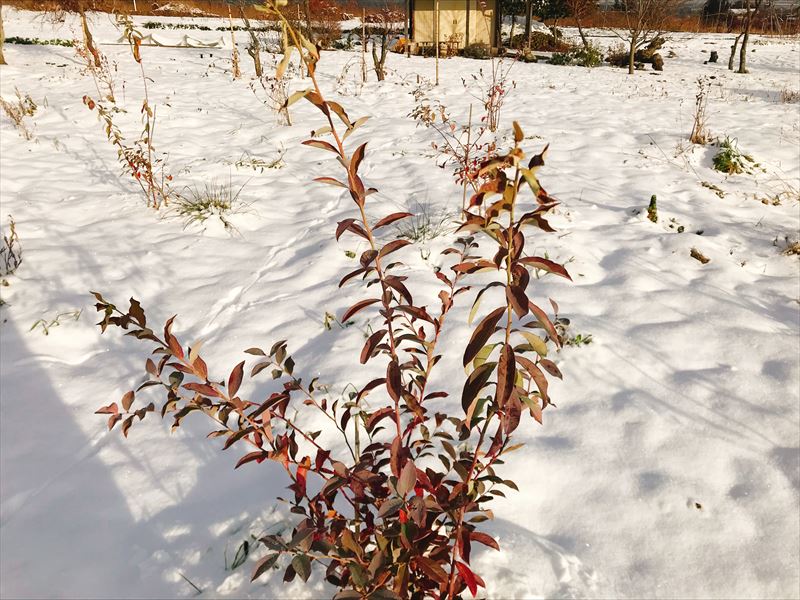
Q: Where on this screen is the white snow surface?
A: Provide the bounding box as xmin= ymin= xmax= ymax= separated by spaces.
xmin=1 ymin=8 xmax=799 ymax=600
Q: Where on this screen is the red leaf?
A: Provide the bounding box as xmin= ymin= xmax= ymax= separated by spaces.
xmin=360 ymin=329 xmax=387 ymax=364
xmin=378 ymin=239 xmax=412 ymax=259
xmin=166 ymin=334 xmax=183 ymax=360
xmin=183 ymin=382 xmax=221 ymax=397
xmin=455 ymin=561 xmax=479 ymax=596
xmin=235 ymin=451 xmax=267 ymax=469
xmin=506 ymin=284 xmax=529 ymax=318
xmin=121 ymin=391 xmax=134 ymax=412
xmin=415 ymin=556 xmax=448 ymax=585
xmin=228 ymin=361 xmax=245 ymax=397
xmin=366 ymin=406 xmax=394 ymax=432
xmin=313 ymin=176 xmax=347 ymax=188
xmin=469 ymin=531 xmax=499 ymax=551
xmin=302 ymin=139 xmax=338 ymax=154
xmin=519 ymin=257 xmax=572 ymax=280
xmin=95 ymin=402 xmax=119 ymax=416
xmin=342 ymin=298 xmax=380 ymax=322
xmin=495 ymin=344 xmax=516 ymax=407
xmin=538 ymin=358 xmax=563 ymax=379
xmin=386 ymin=360 xmax=402 ymax=403
xmin=397 ymin=460 xmax=417 ymax=496
xmin=339 ymin=267 xmax=368 ymax=288
xmin=528 ymin=302 xmax=561 ymax=348
xmin=374 ymin=212 xmax=412 ymax=229
xmin=350 ymin=142 xmax=367 ymax=175
xmin=463 ymin=306 xmax=506 ymax=366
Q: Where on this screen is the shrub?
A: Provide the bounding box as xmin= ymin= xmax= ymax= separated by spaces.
xmin=713 ymin=137 xmax=756 ymax=175
xmin=511 ymin=31 xmax=572 ymax=52
xmin=780 ymin=87 xmax=799 ymax=104
xmin=462 ymin=42 xmax=490 ymax=59
xmin=5 ymin=36 xmax=74 ymax=46
xmin=571 ymin=44 xmax=603 ymax=67
xmin=548 ymin=51 xmax=572 ymax=65
xmin=91 ymin=4 xmax=572 ymax=597
xmin=548 ymin=44 xmax=602 ymax=67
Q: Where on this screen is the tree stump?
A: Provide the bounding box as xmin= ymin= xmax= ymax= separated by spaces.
xmin=709 ymin=51 xmax=718 ymax=63
xmin=652 ymin=53 xmax=664 ymax=71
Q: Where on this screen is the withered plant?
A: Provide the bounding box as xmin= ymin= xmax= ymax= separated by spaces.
xmin=689 ymin=77 xmax=711 ymax=145
xmin=1 ymin=215 xmax=22 ymax=277
xmin=463 ymin=59 xmax=516 ymax=134
xmin=250 ymin=55 xmax=297 ymax=126
xmin=91 ymin=2 xmax=572 ymax=598
xmin=84 ymin=15 xmax=171 ymax=209
xmin=74 ymin=38 xmax=117 ymax=103
xmin=0 ymin=88 xmax=37 ymax=140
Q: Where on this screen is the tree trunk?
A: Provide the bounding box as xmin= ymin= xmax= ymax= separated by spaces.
xmin=371 ymin=37 xmax=387 ymax=82
xmin=524 ymin=0 xmax=533 ymax=49
xmin=576 ymin=16 xmax=588 ymax=48
xmin=510 ymin=15 xmax=515 ymax=46
xmin=0 ymin=6 xmax=6 ymax=66
xmin=628 ymin=39 xmax=636 ymax=74
xmin=239 ymin=8 xmax=262 ymax=78
xmin=79 ymin=6 xmax=102 ymax=68
xmin=737 ymin=1 xmax=753 ymax=73
xmin=728 ymin=32 xmax=743 ymax=70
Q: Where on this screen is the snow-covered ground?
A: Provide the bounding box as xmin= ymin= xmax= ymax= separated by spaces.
xmin=1 ymin=8 xmax=799 ymax=599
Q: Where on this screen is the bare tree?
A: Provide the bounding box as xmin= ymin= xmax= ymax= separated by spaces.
xmin=737 ymin=0 xmax=764 ymax=73
xmin=368 ymin=6 xmax=402 ymax=82
xmin=565 ymin=0 xmax=597 ymax=48
xmin=239 ymin=7 xmax=263 ymax=77
xmin=614 ymin=0 xmax=681 ymax=74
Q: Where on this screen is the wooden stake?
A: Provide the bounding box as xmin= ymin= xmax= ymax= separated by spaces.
xmin=435 ymin=0 xmax=440 ymax=85
xmin=362 ymin=8 xmax=367 ymax=83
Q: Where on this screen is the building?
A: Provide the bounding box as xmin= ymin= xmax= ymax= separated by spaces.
xmin=408 ymin=0 xmax=502 ymax=53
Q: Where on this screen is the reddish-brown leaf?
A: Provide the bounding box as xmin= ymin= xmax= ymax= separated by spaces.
xmin=235 ymin=451 xmax=267 ymax=469
xmin=455 ymin=561 xmax=479 ymax=595
xmin=183 ymin=382 xmax=221 ymax=397
xmin=386 ymin=360 xmax=402 ymax=403
xmin=350 ymin=142 xmax=367 ymax=175
xmin=396 ymin=305 xmax=435 ymax=323
xmin=378 ymin=239 xmax=412 ymax=259
xmin=397 ymin=460 xmax=417 ymax=496
xmin=339 ymin=267 xmax=368 ymax=288
xmin=302 ymin=139 xmax=338 ymax=154
xmin=415 ymin=556 xmax=448 ymax=585
xmin=314 ymin=176 xmax=347 ymax=188
xmin=366 ymin=406 xmax=395 ymax=432
xmin=518 ymin=257 xmax=572 ymax=280
xmin=506 ymin=284 xmax=529 ymax=318
xmin=360 ymin=329 xmax=387 ymax=364
xmin=121 ymin=391 xmax=134 ymax=412
xmin=539 ymin=358 xmax=563 ymax=379
xmin=463 ymin=306 xmax=506 ymax=367
xmin=228 ymin=361 xmax=245 ymax=397
xmin=470 ymin=531 xmax=500 ymax=551
xmin=528 ymin=302 xmax=561 ymax=348
xmin=342 ymin=298 xmax=380 ymax=322
xmin=495 ymin=344 xmax=516 ymax=407
xmin=374 ymin=212 xmax=412 ymax=229
xmin=95 ymin=402 xmax=119 ymax=416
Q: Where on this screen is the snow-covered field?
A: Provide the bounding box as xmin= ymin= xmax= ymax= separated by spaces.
xmin=1 ymin=8 xmax=799 ymax=599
